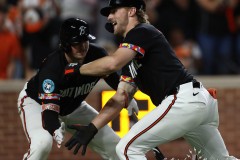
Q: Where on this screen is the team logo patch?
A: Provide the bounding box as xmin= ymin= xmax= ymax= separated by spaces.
xmin=42 ymin=79 xmax=55 ymax=93
xmin=79 ymin=26 xmax=86 ymax=36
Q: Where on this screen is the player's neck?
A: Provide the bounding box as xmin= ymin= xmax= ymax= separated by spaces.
xmin=65 ymin=53 xmax=84 ymax=64
xmin=124 ymin=19 xmax=140 ymax=37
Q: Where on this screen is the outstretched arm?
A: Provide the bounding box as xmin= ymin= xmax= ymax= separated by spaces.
xmin=65 ymin=81 xmax=137 ymax=155
xmin=79 ymin=48 xmax=136 ymax=76
xmin=93 ymin=81 xmax=137 ymax=129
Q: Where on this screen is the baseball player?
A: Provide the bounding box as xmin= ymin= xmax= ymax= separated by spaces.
xmin=64 ymin=0 xmax=238 ymax=160
xmin=17 ymin=18 xmax=139 ymax=160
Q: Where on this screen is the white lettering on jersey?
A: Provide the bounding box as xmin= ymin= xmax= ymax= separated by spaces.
xmin=128 ymin=60 xmax=142 ymax=78
xmin=60 ymin=82 xmax=96 ymax=98
xmin=61 ymin=87 xmax=74 ymax=97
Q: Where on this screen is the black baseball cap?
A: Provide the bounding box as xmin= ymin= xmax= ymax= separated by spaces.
xmin=100 ymin=0 xmax=146 ymax=17
xmin=60 ymin=18 xmax=95 ymax=45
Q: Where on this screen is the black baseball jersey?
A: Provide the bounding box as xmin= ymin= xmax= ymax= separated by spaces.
xmin=120 ymin=23 xmax=193 ymax=106
xmin=26 ymin=43 xmax=120 ymax=116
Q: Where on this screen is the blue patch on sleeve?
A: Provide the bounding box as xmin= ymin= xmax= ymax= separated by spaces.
xmin=42 ymin=79 xmax=55 ymax=93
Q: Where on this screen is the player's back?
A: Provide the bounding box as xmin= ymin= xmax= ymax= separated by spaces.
xmin=122 ymin=23 xmax=193 ymax=105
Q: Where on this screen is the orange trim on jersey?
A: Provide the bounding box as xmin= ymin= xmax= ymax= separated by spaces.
xmin=65 ymin=69 xmax=74 ymax=75
xmin=207 ymin=88 xmax=217 ymax=99
xmin=119 ymin=43 xmax=145 ymax=58
xmin=124 ymin=94 xmax=177 ymax=160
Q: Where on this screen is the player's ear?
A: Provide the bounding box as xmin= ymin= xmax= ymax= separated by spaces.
xmin=128 ymin=7 xmax=136 ymax=17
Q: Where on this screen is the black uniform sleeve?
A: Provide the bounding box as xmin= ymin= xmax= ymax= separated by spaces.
xmin=88 ymin=43 xmax=121 ymax=90
xmin=42 ymin=110 xmax=60 ymax=135
xmin=38 ymin=61 xmax=61 ymax=135
xmin=104 ymin=71 xmax=121 ymax=90
xmin=119 ymin=61 xmax=137 ymax=87
xmin=121 ymin=26 xmax=148 ymax=58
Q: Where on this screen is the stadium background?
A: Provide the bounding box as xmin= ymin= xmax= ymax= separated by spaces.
xmin=1 ymin=0 xmax=240 ymax=159
xmin=0 ymin=76 xmax=239 ymax=160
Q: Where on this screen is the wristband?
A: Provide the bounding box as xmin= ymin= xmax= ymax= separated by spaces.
xmin=42 ymin=103 xmax=60 ymax=113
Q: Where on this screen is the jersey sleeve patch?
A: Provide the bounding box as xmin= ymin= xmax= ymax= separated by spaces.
xmin=42 ymin=79 xmax=55 ymax=93
xmin=39 ymin=93 xmax=61 ymax=100
xmin=119 ymin=43 xmax=145 ymax=58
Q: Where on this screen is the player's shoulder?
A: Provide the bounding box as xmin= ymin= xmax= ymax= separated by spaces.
xmin=38 ymin=49 xmax=64 ymax=73
xmin=129 ymin=23 xmax=162 ymax=36
xmin=44 ymin=49 xmax=62 ymax=64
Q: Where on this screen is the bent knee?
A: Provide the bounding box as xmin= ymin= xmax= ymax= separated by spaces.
xmin=116 ymin=140 xmax=129 ymax=159
xmin=116 ymin=139 xmax=146 ymax=159
xmin=30 ymin=130 xmax=53 ymax=154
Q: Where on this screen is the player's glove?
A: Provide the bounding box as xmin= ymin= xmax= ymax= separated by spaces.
xmin=64 ymin=63 xmax=81 ymax=77
xmin=53 ymin=122 xmax=65 ymax=148
xmin=127 ymin=99 xmax=139 ymax=116
xmin=65 ymin=123 xmax=98 ymax=155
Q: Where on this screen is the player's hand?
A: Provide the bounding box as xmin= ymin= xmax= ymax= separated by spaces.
xmin=65 ymin=123 xmax=98 ymax=155
xmin=53 ymin=122 xmax=65 ymax=148
xmin=127 ymin=99 xmax=139 ymax=116
xmin=64 ymin=63 xmax=81 ymax=77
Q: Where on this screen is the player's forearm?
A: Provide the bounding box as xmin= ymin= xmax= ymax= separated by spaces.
xmin=92 ymin=93 xmax=126 ymax=129
xmin=80 ymin=48 xmax=135 ymax=76
xmin=80 ymin=56 xmax=120 ymax=76
xmin=92 ymin=101 xmax=123 ymax=129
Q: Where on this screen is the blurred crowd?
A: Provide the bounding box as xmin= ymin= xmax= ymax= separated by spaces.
xmin=1 ymin=0 xmax=240 ymax=80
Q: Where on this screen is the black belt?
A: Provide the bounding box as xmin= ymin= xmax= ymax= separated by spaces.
xmin=192 ymin=79 xmax=200 ymax=88
xmin=167 ymin=79 xmax=200 ymax=96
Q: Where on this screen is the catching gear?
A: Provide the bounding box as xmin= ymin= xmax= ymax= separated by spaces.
xmin=59 ymin=18 xmax=96 ymax=53
xmin=64 ymin=63 xmax=81 ymax=77
xmin=100 ymin=0 xmax=146 ymax=17
xmin=127 ymin=99 xmax=139 ymax=116
xmin=53 ymin=122 xmax=65 ymax=148
xmin=65 ymin=123 xmax=98 ymax=155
